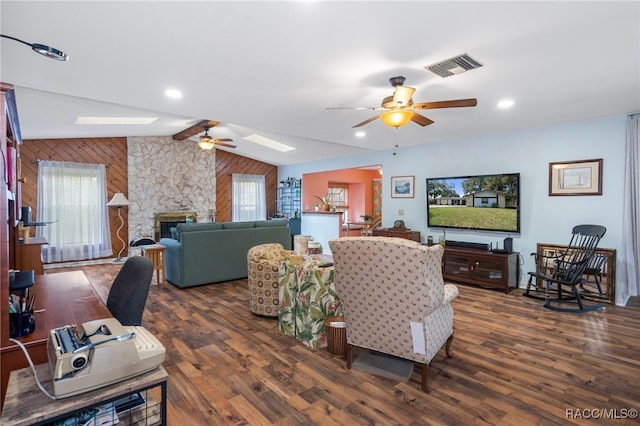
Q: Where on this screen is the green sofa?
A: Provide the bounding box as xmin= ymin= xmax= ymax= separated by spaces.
xmin=159 ymin=220 xmax=291 ymax=288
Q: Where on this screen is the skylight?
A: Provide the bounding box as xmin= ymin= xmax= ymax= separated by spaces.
xmin=76 ymin=117 xmax=157 ymax=125
xmin=243 ymin=134 xmax=295 ymax=152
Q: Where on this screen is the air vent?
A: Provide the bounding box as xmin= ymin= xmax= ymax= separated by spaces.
xmin=425 ymin=54 xmax=483 ymax=78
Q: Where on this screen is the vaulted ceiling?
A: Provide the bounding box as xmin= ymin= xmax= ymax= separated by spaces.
xmin=1 ymin=1 xmax=638 ymax=166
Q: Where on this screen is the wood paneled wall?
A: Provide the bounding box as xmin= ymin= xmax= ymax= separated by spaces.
xmin=20 ymin=137 xmax=128 ymax=260
xmin=215 ymin=150 xmax=277 ymax=223
xmin=20 ymin=138 xmax=279 ymax=261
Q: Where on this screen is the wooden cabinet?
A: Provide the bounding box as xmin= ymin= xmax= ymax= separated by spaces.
xmin=442 ymin=247 xmax=519 ymax=293
xmin=372 ymin=228 xmax=421 ymax=242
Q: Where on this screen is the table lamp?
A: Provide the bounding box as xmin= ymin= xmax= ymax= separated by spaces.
xmin=107 ymin=192 xmax=130 ymax=262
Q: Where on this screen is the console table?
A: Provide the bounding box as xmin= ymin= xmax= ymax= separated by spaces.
xmin=0 ymin=271 xmax=111 ymax=407
xmin=1 ymin=363 xmax=167 ymax=425
xmin=442 ymin=247 xmax=519 ymax=293
xmin=372 ymin=228 xmax=421 ymax=242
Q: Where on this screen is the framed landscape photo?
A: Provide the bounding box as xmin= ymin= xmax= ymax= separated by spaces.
xmin=549 ymin=158 xmax=603 ymax=196
xmin=391 ymin=175 xmax=415 ymax=198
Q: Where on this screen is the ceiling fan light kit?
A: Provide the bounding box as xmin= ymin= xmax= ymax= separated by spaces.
xmin=341 ymin=75 xmax=478 ymax=129
xmin=380 ymin=109 xmax=414 ymax=128
xmin=198 ymin=140 xmax=215 ymax=150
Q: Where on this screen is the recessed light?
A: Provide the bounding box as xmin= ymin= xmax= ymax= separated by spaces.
xmin=497 ymin=99 xmax=514 ymax=109
xmin=75 ymin=117 xmax=157 ymax=125
xmin=355 ymin=131 xmax=366 ymax=138
xmin=165 ymin=88 xmax=182 ymax=99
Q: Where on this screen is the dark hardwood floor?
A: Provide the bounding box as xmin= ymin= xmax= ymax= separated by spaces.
xmin=53 ymin=263 xmax=640 ymax=425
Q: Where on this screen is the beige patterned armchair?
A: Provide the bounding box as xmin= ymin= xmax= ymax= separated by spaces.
xmin=328 ymin=236 xmax=459 ymax=391
xmin=248 ymin=243 xmax=302 ymax=317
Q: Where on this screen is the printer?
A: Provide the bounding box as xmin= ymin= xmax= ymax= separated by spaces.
xmin=47 ymin=317 xmax=166 ymax=398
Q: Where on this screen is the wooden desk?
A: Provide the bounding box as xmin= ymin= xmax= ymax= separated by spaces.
xmin=16 ymin=237 xmax=47 ymax=275
xmin=1 ymin=364 xmax=167 ymax=426
xmin=140 ymin=244 xmax=166 ymax=288
xmin=0 ymin=271 xmax=111 ymax=407
xmin=372 ymin=228 xmax=421 ymax=242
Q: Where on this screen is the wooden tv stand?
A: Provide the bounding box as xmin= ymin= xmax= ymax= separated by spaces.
xmin=442 ymin=247 xmax=519 ymax=293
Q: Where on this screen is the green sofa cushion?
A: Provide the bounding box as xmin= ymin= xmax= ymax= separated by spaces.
xmin=221 ymin=221 xmax=256 ymax=229
xmin=255 ymin=220 xmax=288 ymax=228
xmin=176 ymin=222 xmax=223 ymax=239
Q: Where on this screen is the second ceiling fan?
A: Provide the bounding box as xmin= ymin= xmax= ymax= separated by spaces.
xmin=333 ymin=76 xmax=477 ymax=128
xmin=195 ymin=126 xmax=236 ymax=150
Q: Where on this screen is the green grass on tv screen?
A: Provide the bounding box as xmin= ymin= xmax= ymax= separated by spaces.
xmin=428 ymin=206 xmax=518 ymax=232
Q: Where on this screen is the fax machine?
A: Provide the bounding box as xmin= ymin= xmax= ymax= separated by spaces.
xmin=47 ymin=317 xmax=166 ymax=398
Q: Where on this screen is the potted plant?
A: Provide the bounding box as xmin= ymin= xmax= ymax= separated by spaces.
xmin=360 ymin=214 xmax=374 ymax=223
xmin=313 ymin=195 xmax=331 ymax=211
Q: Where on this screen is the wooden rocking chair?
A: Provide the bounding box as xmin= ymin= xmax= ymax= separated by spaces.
xmin=524 ymin=224 xmax=606 ymax=313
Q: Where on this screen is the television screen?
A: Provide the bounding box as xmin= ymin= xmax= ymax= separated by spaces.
xmin=426 ymin=173 xmax=520 ymax=233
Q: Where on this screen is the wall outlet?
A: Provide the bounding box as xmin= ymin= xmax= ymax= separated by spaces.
xmin=398 ymin=209 xmax=404 ymax=216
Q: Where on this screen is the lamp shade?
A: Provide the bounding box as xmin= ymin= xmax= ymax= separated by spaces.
xmin=107 ymin=192 xmax=130 ymax=207
xmin=380 ymin=109 xmax=414 ymax=128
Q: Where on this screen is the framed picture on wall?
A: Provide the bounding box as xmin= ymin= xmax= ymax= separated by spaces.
xmin=391 ymin=175 xmax=415 ymax=198
xmin=549 ymin=158 xmax=603 ymax=196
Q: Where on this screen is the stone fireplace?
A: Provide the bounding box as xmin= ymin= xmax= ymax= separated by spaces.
xmin=153 ymin=211 xmax=197 ymax=241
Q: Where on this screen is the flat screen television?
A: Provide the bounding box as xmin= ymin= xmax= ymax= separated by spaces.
xmin=426 ymin=173 xmax=520 ymax=234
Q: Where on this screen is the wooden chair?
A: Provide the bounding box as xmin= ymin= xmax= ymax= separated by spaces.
xmin=524 ymin=224 xmax=606 ymax=312
xmin=361 ymin=218 xmax=382 ymax=236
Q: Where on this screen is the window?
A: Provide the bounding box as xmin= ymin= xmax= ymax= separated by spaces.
xmin=232 ymin=174 xmax=266 ymax=221
xmin=36 ymin=161 xmax=112 ymax=262
xmin=328 ymin=182 xmax=349 ymax=220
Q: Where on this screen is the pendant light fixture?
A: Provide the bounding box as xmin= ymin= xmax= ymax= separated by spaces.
xmin=1 ymin=34 xmax=69 ymax=61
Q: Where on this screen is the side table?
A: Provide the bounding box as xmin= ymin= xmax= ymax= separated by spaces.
xmin=140 ymin=244 xmax=166 ymax=288
xmin=0 ymin=364 xmax=167 ymax=425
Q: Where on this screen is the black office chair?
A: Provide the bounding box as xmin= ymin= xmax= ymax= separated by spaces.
xmin=106 ymin=256 xmax=154 ymax=326
xmin=524 ymin=224 xmax=606 ymax=313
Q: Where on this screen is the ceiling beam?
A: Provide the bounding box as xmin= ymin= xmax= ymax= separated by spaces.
xmin=172 ymin=119 xmax=220 ymax=140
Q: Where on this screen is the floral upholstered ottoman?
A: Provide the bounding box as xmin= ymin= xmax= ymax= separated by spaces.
xmin=278 ymin=259 xmax=342 ymax=350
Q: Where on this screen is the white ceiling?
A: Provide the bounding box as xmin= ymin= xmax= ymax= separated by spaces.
xmin=1 ymin=1 xmax=639 ymax=166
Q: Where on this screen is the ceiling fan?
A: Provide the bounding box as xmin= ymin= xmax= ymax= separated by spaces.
xmin=331 ymin=76 xmax=477 ymax=128
xmin=194 ymin=126 xmax=236 ymax=150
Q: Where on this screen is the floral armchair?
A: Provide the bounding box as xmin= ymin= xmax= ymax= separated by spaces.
xmin=328 ymin=236 xmax=459 ymax=391
xmin=278 ymin=259 xmax=342 ymax=350
xmin=247 ymin=243 xmax=303 ymax=317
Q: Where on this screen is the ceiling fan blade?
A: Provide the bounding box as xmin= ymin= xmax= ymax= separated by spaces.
xmin=352 ymin=114 xmax=381 ymax=128
xmin=326 ymin=106 xmax=382 ymax=110
xmin=413 ymin=98 xmax=478 ymax=110
xmin=216 ymin=142 xmax=236 ymax=148
xmin=411 ymin=112 xmax=434 ymax=127
xmin=215 ymin=138 xmax=233 ymax=143
xmin=392 ymin=86 xmax=415 ymax=107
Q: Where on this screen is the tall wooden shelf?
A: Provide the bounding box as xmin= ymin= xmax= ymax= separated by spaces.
xmin=1 ymin=82 xmax=24 ymax=380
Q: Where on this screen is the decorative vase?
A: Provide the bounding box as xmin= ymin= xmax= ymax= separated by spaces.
xmin=322 ymin=204 xmax=331 ymax=212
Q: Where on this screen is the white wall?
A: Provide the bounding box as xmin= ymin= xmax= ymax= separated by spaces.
xmin=279 ymin=114 xmax=628 ymax=304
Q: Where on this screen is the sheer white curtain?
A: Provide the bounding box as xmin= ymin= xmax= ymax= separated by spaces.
xmin=620 ymin=114 xmax=640 ymax=301
xmin=232 ymin=174 xmax=266 ymax=222
xmin=36 ymin=161 xmax=112 ymax=262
